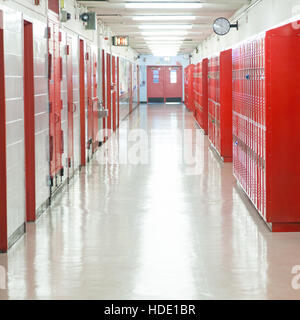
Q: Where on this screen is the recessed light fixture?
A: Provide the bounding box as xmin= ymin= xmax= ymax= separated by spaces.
xmin=141 ymin=31 xmax=188 ymax=36
xmin=132 ymin=16 xmax=196 ymax=21
xmin=144 ymin=37 xmax=185 ymax=41
xmin=125 ymin=2 xmax=203 ymax=9
xmin=138 ymin=24 xmax=192 ymax=30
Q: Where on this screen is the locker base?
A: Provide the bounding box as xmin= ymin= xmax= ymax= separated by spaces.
xmin=193 ymin=116 xmax=208 ymax=136
xmin=268 ymin=222 xmax=300 ymax=233
xmin=235 ymin=178 xmax=300 ymax=233
xmin=209 ymin=141 xmax=232 ymax=163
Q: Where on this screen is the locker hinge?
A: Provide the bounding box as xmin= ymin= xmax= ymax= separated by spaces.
xmin=59 ymin=31 xmax=62 ymax=42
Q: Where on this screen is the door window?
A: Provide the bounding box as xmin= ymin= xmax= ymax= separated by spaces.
xmin=153 ymin=69 xmax=160 ymax=83
xmin=170 ymin=69 xmax=177 ymax=84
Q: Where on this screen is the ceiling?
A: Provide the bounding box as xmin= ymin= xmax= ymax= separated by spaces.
xmin=77 ymin=0 xmax=250 ymax=55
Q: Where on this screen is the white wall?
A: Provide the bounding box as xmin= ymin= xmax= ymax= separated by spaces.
xmin=0 ymin=0 xmax=139 ymax=249
xmin=191 ymin=0 xmax=300 ymax=62
xmin=137 ymin=54 xmax=189 ymax=102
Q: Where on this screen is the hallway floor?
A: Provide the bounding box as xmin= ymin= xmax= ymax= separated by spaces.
xmin=1 ymin=104 xmax=300 ymax=300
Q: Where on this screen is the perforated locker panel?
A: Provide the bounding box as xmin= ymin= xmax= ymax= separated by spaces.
xmin=233 ymin=21 xmax=300 ymax=231
xmin=184 ymin=65 xmax=194 ymax=112
xmin=194 ymin=59 xmax=209 ymax=135
xmin=193 ymin=63 xmax=200 ymax=120
xmin=48 ymin=16 xmax=63 ymax=183
xmin=208 ymin=56 xmax=220 ymax=150
xmin=233 ymin=36 xmax=266 ymax=220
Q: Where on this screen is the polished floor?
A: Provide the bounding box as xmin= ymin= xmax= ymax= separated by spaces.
xmin=1 ymin=103 xmax=300 ymax=300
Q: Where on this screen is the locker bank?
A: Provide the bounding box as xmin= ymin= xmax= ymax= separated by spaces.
xmin=1 ymin=0 xmax=300 ymax=300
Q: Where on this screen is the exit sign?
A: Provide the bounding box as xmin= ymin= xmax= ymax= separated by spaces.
xmin=112 ymin=36 xmax=129 ymax=47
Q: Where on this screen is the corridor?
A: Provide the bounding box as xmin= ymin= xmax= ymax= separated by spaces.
xmin=0 ymin=104 xmax=300 ymax=300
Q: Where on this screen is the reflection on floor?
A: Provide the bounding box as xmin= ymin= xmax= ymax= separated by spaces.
xmin=1 ymin=104 xmax=300 ymax=300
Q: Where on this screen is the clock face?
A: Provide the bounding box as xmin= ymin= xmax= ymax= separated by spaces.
xmin=213 ymin=17 xmax=231 ymax=36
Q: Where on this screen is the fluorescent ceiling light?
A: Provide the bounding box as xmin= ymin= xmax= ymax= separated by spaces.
xmin=125 ymin=3 xmax=203 ymax=9
xmin=141 ymin=31 xmax=188 ymax=36
xmin=132 ymin=16 xmax=196 ymax=21
xmin=144 ymin=37 xmax=185 ymax=41
xmin=138 ymin=24 xmax=192 ymax=30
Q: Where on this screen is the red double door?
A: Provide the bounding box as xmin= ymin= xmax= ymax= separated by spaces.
xmin=147 ymin=66 xmax=182 ymax=103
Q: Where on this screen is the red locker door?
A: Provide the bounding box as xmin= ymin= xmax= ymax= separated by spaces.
xmin=66 ymin=36 xmax=74 ymax=174
xmin=102 ymin=49 xmax=106 ymax=142
xmin=86 ymin=45 xmax=93 ymax=156
xmin=79 ymin=40 xmax=86 ymax=166
xmin=106 ymin=53 xmax=112 ymax=136
xmin=164 ymin=66 xmax=183 ymax=102
xmin=92 ymin=51 xmax=98 ymax=152
xmin=147 ymin=66 xmax=164 ymax=102
xmin=112 ymin=56 xmax=117 ymax=131
xmin=48 ymin=16 xmax=63 ymax=185
xmin=117 ymin=57 xmax=120 ymax=129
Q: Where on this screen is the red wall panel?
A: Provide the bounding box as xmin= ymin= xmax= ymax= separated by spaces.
xmin=233 ymin=22 xmax=300 ymax=232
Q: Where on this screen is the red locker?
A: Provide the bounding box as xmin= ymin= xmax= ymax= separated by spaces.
xmin=117 ymin=57 xmax=120 ymax=128
xmin=208 ymin=50 xmax=232 ymax=162
xmin=92 ymin=51 xmax=99 ymax=151
xmin=112 ymin=55 xmax=117 ymax=131
xmin=106 ymin=53 xmax=112 ymax=136
xmin=184 ymin=64 xmax=194 ymax=111
xmin=233 ymin=22 xmax=300 ymax=232
xmin=66 ymin=36 xmax=74 ymax=173
xmin=194 ymin=59 xmax=208 ymax=135
xmin=48 ymin=15 xmax=64 ymax=186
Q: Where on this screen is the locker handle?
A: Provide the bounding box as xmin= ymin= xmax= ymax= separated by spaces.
xmin=50 ymin=136 xmax=53 ymax=161
xmin=48 ymin=53 xmax=52 ymax=80
xmin=73 ymin=103 xmax=77 ymax=113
